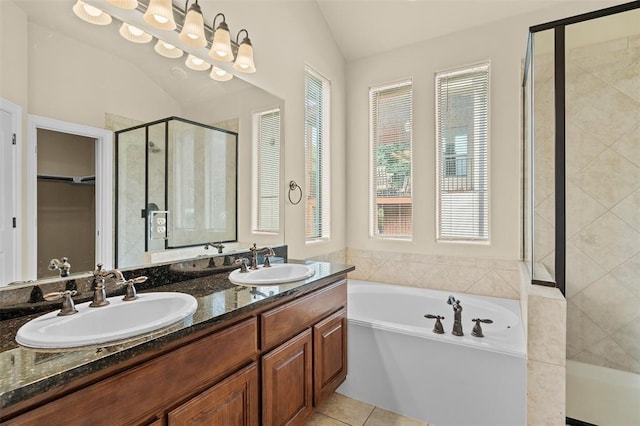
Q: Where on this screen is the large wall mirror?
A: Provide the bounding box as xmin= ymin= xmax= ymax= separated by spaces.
xmin=2 ymin=0 xmax=285 ymax=287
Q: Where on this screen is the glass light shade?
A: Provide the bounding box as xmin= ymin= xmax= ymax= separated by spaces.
xmin=185 ymin=54 xmax=211 ymax=71
xmin=154 ymin=40 xmax=184 ymax=59
xmin=178 ymin=5 xmax=207 ymax=48
xmin=72 ymin=0 xmax=112 ymax=25
xmin=233 ymin=41 xmax=256 ymax=73
xmin=209 ymin=27 xmax=233 ymax=62
xmin=119 ymin=23 xmax=152 ymax=44
xmin=210 ymin=67 xmax=233 ymax=82
xmin=107 ymin=0 xmax=138 ymax=9
xmin=143 ymin=0 xmax=176 ymax=31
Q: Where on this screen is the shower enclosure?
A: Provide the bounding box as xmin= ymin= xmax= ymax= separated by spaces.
xmin=116 ymin=117 xmax=238 ymax=269
xmin=522 ymin=2 xmax=639 ymax=424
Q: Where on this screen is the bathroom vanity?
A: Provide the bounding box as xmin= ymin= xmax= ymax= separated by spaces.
xmin=0 ymin=261 xmax=353 ymax=425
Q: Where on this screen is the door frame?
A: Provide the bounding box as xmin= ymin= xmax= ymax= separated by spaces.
xmin=0 ymin=98 xmax=22 ymax=284
xmin=27 ymin=115 xmax=113 ymax=279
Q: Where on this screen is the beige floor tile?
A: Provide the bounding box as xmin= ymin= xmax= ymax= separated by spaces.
xmin=363 ymin=407 xmax=429 ymax=426
xmin=315 ymin=393 xmax=375 ymax=426
xmin=305 ymin=412 xmax=351 ymax=426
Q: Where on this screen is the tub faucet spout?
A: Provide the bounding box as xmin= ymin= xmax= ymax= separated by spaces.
xmin=447 ymin=295 xmax=463 ymax=336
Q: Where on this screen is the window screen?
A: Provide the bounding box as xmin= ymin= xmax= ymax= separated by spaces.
xmin=304 ymin=66 xmax=331 ymax=241
xmin=436 ymin=63 xmax=490 ymax=241
xmin=370 ymin=80 xmax=413 ymax=239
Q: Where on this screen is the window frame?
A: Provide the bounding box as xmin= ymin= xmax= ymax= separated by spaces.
xmin=252 ymin=106 xmax=281 ymax=234
xmin=369 ymin=79 xmax=414 ymax=240
xmin=304 ymin=65 xmax=331 ymax=243
xmin=435 ymin=62 xmax=491 ymax=244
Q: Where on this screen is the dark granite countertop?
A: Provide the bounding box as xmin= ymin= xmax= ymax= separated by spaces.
xmin=0 ymin=260 xmax=354 ymax=411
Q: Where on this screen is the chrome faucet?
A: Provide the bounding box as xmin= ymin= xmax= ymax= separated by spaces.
xmin=248 ymin=243 xmax=275 ymax=269
xmin=447 ymin=295 xmax=463 ymax=336
xmin=90 ymin=264 xmax=126 ymax=307
xmin=48 ymin=257 xmax=71 ymax=277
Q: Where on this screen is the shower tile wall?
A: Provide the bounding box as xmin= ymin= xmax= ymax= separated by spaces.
xmin=537 ymin=35 xmax=640 ymax=373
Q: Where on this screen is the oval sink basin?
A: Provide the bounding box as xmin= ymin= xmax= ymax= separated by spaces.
xmin=16 ymin=292 xmax=198 ymax=349
xmin=229 ymin=263 xmax=316 ymax=286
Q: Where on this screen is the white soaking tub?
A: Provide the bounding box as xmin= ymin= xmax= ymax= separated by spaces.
xmin=337 ymin=280 xmax=526 ymax=426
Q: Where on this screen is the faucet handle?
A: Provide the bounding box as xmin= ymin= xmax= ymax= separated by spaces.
xmin=424 ymin=314 xmax=445 ymax=334
xmin=235 ymin=258 xmax=249 ymax=273
xmin=121 ymin=276 xmax=147 ymax=301
xmin=44 ymin=290 xmax=78 ymax=316
xmin=471 ymin=318 xmax=493 ymax=338
xmin=263 ymin=253 xmax=272 ymax=267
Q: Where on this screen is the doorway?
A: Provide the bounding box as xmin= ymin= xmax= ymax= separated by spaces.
xmin=27 ymin=115 xmax=113 ymax=280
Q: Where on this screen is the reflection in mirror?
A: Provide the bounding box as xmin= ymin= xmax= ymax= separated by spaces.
xmin=116 ymin=117 xmax=238 ymax=268
xmin=1 ymin=1 xmax=284 ymax=288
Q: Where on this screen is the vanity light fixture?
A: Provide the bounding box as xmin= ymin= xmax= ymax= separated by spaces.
xmin=143 ymin=0 xmax=176 ymax=31
xmin=210 ymin=66 xmax=233 ymax=81
xmin=208 ymin=13 xmax=233 ymax=62
xmin=185 ymin=54 xmax=211 ymax=71
xmin=233 ymin=29 xmax=256 ymax=73
xmin=154 ymin=40 xmax=184 ymax=58
xmin=107 ymin=0 xmax=138 ymax=9
xmin=119 ymin=23 xmax=153 ymax=43
xmin=179 ymin=0 xmax=207 ymax=48
xmin=72 ymin=0 xmax=112 ymax=25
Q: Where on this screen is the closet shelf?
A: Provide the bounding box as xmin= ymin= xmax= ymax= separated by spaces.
xmin=37 ymin=174 xmax=95 ymax=185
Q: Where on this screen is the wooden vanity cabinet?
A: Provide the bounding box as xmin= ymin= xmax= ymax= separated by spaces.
xmin=313 ymin=307 xmax=348 ymax=405
xmin=261 ymin=279 xmax=348 ymax=425
xmin=167 ymin=363 xmax=259 ymax=426
xmin=2 ymin=275 xmax=349 ymax=426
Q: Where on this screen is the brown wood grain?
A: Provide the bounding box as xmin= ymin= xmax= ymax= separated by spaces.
xmin=261 ymin=329 xmax=313 ymax=426
xmin=167 ymin=363 xmax=259 ymax=426
xmin=313 ymin=307 xmax=348 ymax=406
xmin=261 ymin=280 xmax=346 ymax=350
xmin=4 ymin=318 xmax=258 ymax=425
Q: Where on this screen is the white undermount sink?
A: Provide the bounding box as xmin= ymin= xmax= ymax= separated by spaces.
xmin=229 ymin=263 xmax=316 ymax=286
xmin=16 ymin=292 xmax=198 ymax=349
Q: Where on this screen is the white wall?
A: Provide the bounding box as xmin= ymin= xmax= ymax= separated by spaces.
xmin=207 ymin=1 xmax=347 ymax=259
xmin=345 ymin=1 xmax=623 ymax=261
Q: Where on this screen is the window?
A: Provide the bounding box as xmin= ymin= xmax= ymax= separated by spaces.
xmin=436 ymin=63 xmax=490 ymax=241
xmin=370 ymin=80 xmax=413 ymax=239
xmin=253 ymin=108 xmax=281 ymax=233
xmin=304 ymin=66 xmax=330 ymax=241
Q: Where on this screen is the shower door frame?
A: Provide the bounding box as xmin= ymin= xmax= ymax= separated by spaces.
xmin=523 ymin=0 xmax=640 ymax=296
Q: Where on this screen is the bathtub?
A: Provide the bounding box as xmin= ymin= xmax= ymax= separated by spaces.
xmin=337 ymin=280 xmax=526 ymax=426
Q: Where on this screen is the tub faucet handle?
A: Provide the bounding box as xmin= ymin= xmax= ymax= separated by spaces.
xmin=424 ymin=314 xmax=445 ymax=334
xmin=471 ymin=318 xmax=493 ymax=338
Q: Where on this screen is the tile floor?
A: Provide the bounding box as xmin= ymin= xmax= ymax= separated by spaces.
xmin=307 ymin=393 xmax=429 ymax=426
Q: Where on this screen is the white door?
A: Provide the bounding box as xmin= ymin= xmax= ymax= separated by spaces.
xmin=0 ymin=100 xmax=20 ymax=284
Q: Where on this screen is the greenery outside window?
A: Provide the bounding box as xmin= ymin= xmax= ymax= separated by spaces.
xmin=370 ymin=80 xmax=413 ymax=239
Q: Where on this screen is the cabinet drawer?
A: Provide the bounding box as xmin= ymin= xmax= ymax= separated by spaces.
xmin=261 ymin=280 xmax=346 ymax=350
xmin=5 ymin=318 xmax=258 ymax=425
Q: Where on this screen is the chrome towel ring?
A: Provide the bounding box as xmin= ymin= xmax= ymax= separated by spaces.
xmin=288 ymin=180 xmax=302 ymax=205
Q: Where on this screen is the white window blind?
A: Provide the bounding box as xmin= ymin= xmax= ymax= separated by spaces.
xmin=253 ymin=108 xmax=280 ymax=233
xmin=370 ymin=80 xmax=413 ymax=239
xmin=436 ymin=63 xmax=490 ymax=242
xmin=304 ymin=66 xmax=331 ymax=241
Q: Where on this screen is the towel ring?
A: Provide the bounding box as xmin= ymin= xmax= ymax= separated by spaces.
xmin=288 ymin=180 xmax=302 ymax=205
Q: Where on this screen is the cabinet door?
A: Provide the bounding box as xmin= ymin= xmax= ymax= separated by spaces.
xmin=262 ymin=329 xmax=313 ymax=426
xmin=168 ymin=363 xmax=259 ymax=426
xmin=313 ymin=307 xmax=347 ymax=405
